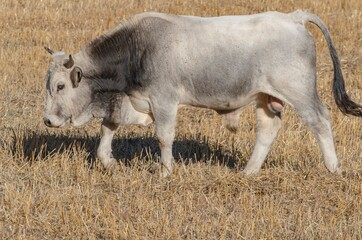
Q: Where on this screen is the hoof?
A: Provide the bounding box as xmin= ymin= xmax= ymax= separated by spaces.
xmin=103 ymin=158 xmax=120 ymax=174
xmin=242 ymin=168 xmax=260 ymax=176
xmin=332 ymin=167 xmax=343 ymax=175
xmin=160 ymin=164 xmax=172 ymax=178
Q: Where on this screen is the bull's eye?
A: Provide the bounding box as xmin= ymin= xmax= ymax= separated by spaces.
xmin=57 ymin=84 xmax=65 ymax=92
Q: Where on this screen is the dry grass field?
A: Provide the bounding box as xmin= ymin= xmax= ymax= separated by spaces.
xmin=1 ymin=0 xmax=361 ymax=239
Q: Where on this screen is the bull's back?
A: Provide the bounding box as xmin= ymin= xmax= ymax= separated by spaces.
xmin=136 ymin=12 xmax=315 ymax=108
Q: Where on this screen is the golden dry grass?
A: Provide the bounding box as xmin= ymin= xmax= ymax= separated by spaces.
xmin=0 ymin=0 xmax=361 ymax=239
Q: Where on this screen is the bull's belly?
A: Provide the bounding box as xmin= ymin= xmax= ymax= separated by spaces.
xmin=128 ymin=89 xmax=257 ymax=115
xmin=179 ymin=90 xmax=258 ymax=111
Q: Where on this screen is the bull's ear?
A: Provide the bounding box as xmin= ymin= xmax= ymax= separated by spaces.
xmin=70 ymin=67 xmax=83 ymax=88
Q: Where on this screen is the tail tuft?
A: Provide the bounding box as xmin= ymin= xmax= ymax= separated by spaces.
xmin=297 ymin=10 xmax=362 ymax=117
xmin=333 ymin=69 xmax=362 ymax=116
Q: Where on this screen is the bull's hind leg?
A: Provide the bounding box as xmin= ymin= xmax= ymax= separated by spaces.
xmin=292 ymin=96 xmax=341 ymax=174
xmin=243 ymin=93 xmax=282 ymax=175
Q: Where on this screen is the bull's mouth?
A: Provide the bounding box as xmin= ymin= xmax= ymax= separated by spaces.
xmin=43 ymin=116 xmax=71 ymax=128
xmin=55 ymin=118 xmax=71 ymax=128
xmin=45 ymin=112 xmax=93 ymax=128
xmin=48 ymin=121 xmax=67 ymax=128
xmin=68 ymin=111 xmax=93 ymax=127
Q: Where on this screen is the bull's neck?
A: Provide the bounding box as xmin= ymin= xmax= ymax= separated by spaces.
xmin=87 ymin=89 xmax=125 ymax=120
xmin=73 ymin=21 xmax=149 ymax=120
xmin=78 ymin=20 xmax=150 ymax=92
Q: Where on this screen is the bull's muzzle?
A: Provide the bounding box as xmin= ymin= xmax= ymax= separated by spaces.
xmin=43 ymin=117 xmax=52 ymax=127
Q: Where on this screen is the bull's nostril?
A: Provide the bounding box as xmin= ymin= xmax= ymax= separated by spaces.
xmin=44 ymin=118 xmax=52 ymax=127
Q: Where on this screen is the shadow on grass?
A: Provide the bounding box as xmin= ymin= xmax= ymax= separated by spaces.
xmin=10 ymin=129 xmax=243 ymax=170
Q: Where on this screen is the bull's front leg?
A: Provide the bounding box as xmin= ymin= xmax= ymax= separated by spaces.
xmin=97 ymin=120 xmax=119 ymax=169
xmin=153 ymin=104 xmax=177 ymax=177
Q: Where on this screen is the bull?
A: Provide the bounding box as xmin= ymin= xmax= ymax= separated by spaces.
xmin=43 ymin=10 xmax=362 ymax=176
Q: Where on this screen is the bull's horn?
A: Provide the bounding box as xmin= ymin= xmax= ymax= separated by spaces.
xmin=44 ymin=46 xmax=54 ymax=55
xmin=63 ymin=55 xmax=74 ymax=69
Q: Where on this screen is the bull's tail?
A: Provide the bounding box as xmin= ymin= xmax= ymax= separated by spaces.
xmin=292 ymin=10 xmax=362 ymax=117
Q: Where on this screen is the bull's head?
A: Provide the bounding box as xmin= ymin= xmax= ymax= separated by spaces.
xmin=43 ymin=47 xmax=92 ymax=128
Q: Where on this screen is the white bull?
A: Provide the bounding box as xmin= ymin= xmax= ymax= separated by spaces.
xmin=43 ymin=10 xmax=362 ymax=176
